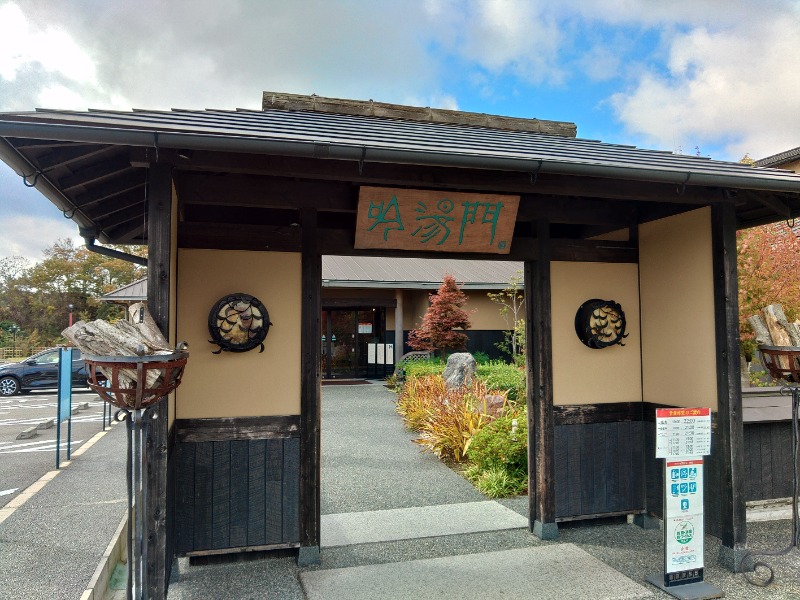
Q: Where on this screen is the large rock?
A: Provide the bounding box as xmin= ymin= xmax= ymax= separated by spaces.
xmin=443 ymin=352 xmax=477 ymax=390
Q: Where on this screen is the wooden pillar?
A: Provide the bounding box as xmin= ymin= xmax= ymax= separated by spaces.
xmin=299 ymin=207 xmax=322 ymax=565
xmin=711 ymin=202 xmax=747 ymax=570
xmin=525 ymin=220 xmax=557 ymax=539
xmin=146 ymin=162 xmax=172 ymax=598
xmin=395 ymin=289 xmax=404 ymax=367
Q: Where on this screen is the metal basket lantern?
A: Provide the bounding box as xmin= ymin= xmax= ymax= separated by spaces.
xmin=759 ymin=345 xmax=800 ymax=384
xmin=83 ymin=351 xmax=189 ymax=410
xmin=83 ymin=350 xmax=188 ymax=600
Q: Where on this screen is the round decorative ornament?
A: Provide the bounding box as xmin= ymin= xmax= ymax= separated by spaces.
xmin=208 ymin=293 xmax=272 ymax=354
xmin=574 ymin=299 xmax=628 ymax=349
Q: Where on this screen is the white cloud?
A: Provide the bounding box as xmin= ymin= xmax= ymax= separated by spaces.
xmin=611 ymin=14 xmax=800 ymax=158
xmin=0 ymin=2 xmax=97 ymax=85
xmin=0 ymin=215 xmax=77 ymax=263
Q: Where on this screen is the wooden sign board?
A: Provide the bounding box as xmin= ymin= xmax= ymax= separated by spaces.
xmin=355 ymin=187 xmax=519 ymax=254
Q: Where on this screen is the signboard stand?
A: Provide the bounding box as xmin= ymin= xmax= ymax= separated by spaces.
xmin=55 ymin=347 xmax=73 ymax=469
xmin=646 ymin=407 xmax=723 ymax=600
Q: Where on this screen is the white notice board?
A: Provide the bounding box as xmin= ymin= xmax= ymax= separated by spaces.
xmin=655 ymin=408 xmax=711 ymax=458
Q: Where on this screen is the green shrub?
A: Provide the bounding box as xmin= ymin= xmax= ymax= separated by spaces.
xmin=465 ymin=464 xmax=528 ymax=498
xmin=471 ymin=351 xmax=491 ymax=365
xmin=476 ymin=361 xmax=526 ymax=402
xmin=466 ymin=412 xmax=528 ymax=474
xmin=402 ymin=357 xmax=446 ymax=380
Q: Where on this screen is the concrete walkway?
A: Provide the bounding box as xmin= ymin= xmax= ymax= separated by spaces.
xmin=168 ymin=381 xmax=800 ymax=600
xmin=0 ymin=422 xmax=127 ymax=600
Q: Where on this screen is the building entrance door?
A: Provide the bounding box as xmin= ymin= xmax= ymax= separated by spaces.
xmin=321 ymin=307 xmax=389 ymax=379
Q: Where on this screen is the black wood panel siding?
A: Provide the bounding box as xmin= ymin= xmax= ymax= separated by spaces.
xmin=743 ymin=422 xmax=794 ymax=502
xmin=554 ymin=421 xmax=644 ymax=519
xmin=174 ymin=436 xmax=301 ymax=555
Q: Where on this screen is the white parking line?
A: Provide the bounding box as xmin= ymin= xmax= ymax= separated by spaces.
xmin=0 ymin=440 xmax=84 ymax=454
xmin=0 ymin=488 xmax=19 ymax=497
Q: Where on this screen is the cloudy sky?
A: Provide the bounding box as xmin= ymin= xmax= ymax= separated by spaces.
xmin=1 ymin=0 xmax=799 ymax=263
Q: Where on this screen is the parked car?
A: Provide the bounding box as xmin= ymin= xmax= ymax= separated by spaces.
xmin=0 ymin=348 xmax=90 ymax=396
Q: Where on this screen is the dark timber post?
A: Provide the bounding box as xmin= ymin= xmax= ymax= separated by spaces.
xmin=525 ymin=220 xmax=557 ymax=539
xmin=146 ymin=162 xmax=172 ymax=598
xmin=711 ymin=202 xmax=747 ymax=570
xmin=299 ymin=207 xmax=322 ymax=565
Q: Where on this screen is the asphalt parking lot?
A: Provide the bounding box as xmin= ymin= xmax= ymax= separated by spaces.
xmin=0 ymin=389 xmax=114 ymax=508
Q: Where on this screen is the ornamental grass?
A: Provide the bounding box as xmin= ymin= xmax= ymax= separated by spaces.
xmin=396 ymin=374 xmax=509 ymax=463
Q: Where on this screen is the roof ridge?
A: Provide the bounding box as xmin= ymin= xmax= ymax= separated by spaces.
xmin=261 ymin=91 xmax=578 ymax=138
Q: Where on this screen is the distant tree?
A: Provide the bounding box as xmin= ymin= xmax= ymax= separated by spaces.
xmin=0 ymin=239 xmax=146 ymax=345
xmin=737 ymin=222 xmax=800 ymax=355
xmin=408 ymin=274 xmax=471 ymax=355
xmin=487 ymin=271 xmax=525 ymax=360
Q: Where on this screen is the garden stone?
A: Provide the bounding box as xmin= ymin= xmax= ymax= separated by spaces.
xmin=482 ymin=394 xmax=506 ymax=418
xmin=443 ymin=352 xmax=476 ymax=390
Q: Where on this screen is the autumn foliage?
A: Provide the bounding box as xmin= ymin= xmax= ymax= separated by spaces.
xmin=407 ymin=274 xmax=471 ymax=354
xmin=737 ymin=222 xmax=800 ymax=339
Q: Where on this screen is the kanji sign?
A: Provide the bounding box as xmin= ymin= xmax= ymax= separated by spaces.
xmin=655 ymin=407 xmax=711 ymax=458
xmin=355 ymin=187 xmax=519 ymax=254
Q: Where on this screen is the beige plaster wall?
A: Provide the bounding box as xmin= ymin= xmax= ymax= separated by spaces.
xmin=168 ymin=184 xmax=178 ymax=427
xmin=551 ymin=262 xmax=642 ymax=406
xmin=775 ymin=158 xmax=800 ymax=173
xmin=402 ymin=288 xmax=509 ymax=331
xmin=639 ymin=207 xmax=717 ymax=410
xmin=175 ymin=249 xmax=302 ymax=418
xmin=468 ymin=293 xmax=514 ymax=330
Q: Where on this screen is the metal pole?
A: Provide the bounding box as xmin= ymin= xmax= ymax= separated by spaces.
xmin=123 ymin=407 xmax=150 ymax=600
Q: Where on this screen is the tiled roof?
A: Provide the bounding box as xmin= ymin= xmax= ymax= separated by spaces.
xmin=755 ymin=146 xmax=800 ymax=168
xmin=322 ymin=257 xmax=521 ymax=289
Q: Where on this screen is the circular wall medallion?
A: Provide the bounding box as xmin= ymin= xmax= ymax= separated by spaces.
xmin=574 ymin=299 xmax=627 ymax=349
xmin=208 ymin=293 xmax=271 ymax=354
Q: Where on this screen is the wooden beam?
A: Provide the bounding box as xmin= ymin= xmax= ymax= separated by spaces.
xmin=135 ymin=148 xmax=729 ymax=205
xmin=106 ymin=220 xmax=146 ymax=244
xmin=299 ymin=207 xmax=322 ymax=563
xmin=36 ymin=144 xmax=114 ymax=171
xmin=518 ymin=195 xmax=637 ymax=226
xmin=72 ymin=171 xmax=146 ymax=208
xmin=93 ymin=204 xmax=146 ymax=231
xmin=711 ymin=202 xmax=747 ymax=570
xmin=175 ymin=416 xmax=301 ymax=443
xmin=57 ymin=154 xmax=133 ymax=192
xmin=177 ymin=222 xmax=301 ymax=252
xmin=146 ymin=162 xmax=172 ymax=598
xmin=175 ymin=172 xmax=356 ymax=211
xmin=526 ymin=221 xmax=557 ymax=539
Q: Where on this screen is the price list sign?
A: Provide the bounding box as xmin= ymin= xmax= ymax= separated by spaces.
xmin=655 ymin=408 xmax=711 ymax=459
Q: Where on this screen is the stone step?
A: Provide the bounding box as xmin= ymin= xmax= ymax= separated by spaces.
xmin=321 ymin=501 xmax=528 ymax=548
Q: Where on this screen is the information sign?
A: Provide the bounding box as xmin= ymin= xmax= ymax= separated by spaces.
xmin=58 ymin=348 xmax=73 ymax=423
xmin=664 ymin=459 xmax=704 ymax=583
xmin=647 ymin=407 xmax=722 ymax=597
xmin=655 ymin=408 xmax=711 ymax=458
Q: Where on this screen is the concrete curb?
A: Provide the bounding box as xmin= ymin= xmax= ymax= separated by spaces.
xmin=80 ymin=514 xmax=128 ymax=600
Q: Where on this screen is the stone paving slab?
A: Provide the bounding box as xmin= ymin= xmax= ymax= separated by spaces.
xmin=300 ymin=543 xmax=654 ymax=600
xmin=321 ymin=500 xmax=528 ymax=547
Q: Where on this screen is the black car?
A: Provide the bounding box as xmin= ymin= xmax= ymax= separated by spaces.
xmin=0 ymin=348 xmax=89 ymax=396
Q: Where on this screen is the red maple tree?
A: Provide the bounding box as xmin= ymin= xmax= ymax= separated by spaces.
xmin=407 ymin=274 xmax=471 ymax=355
